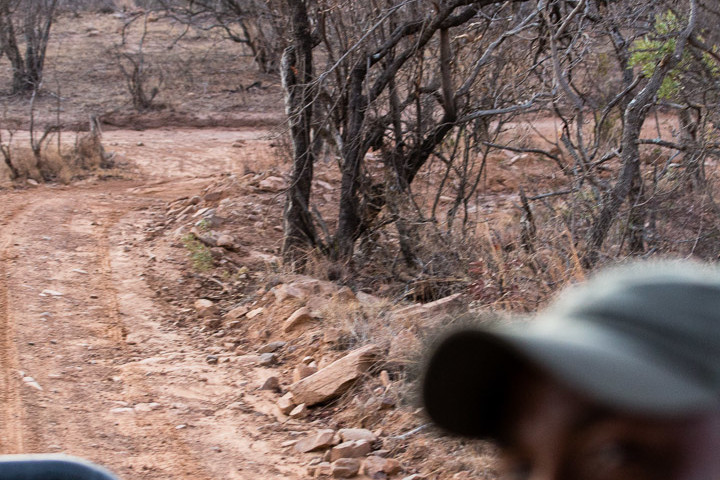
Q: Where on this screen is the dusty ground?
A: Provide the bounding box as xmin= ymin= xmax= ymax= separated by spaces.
xmin=0 ymin=128 xmax=314 ymax=479
xmin=0 ymin=8 xmax=707 ymax=480
xmin=0 ymin=11 xmax=457 ymax=479
xmin=0 ymin=11 xmax=284 ymax=130
xmin=0 ymin=121 xmax=507 ymax=480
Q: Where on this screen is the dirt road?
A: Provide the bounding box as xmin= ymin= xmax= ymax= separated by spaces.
xmin=0 ymin=128 xmax=306 ymax=479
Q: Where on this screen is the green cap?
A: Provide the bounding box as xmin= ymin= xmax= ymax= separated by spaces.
xmin=422 ymin=260 xmax=720 ymax=438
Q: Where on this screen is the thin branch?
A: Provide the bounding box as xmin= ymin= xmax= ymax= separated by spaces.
xmin=637 ymin=138 xmax=685 ymax=150
xmin=457 ymin=92 xmax=550 ymax=123
xmin=528 ymin=189 xmax=577 ymax=201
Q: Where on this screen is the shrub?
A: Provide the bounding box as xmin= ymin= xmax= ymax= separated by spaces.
xmin=181 ymin=234 xmax=214 ymax=271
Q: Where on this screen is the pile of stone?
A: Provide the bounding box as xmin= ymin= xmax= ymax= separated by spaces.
xmin=155 ymin=172 xmax=286 ymax=269
xmin=143 ymin=162 xmax=485 ymax=479
xmin=295 ymin=427 xmax=421 ymax=479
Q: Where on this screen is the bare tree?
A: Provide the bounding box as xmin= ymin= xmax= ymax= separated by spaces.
xmin=281 ymin=0 xmax=318 ymax=266
xmin=584 ymin=2 xmax=697 ymax=265
xmin=160 ymin=0 xmax=285 ymax=74
xmin=281 ymin=0 xmax=549 ymax=266
xmin=188 ymin=0 xmax=720 ymax=281
xmin=115 ymin=12 xmax=164 ymax=111
xmin=525 ymin=0 xmax=715 ymax=266
xmin=0 ymin=0 xmax=58 ymax=93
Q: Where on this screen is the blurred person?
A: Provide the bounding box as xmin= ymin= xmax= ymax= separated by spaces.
xmin=422 ymin=261 xmax=720 ymax=480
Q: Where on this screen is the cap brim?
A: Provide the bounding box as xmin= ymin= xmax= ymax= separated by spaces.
xmin=422 ymin=320 xmax=718 ymax=439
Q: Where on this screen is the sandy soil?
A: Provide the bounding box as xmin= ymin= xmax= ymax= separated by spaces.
xmin=0 ymin=127 xmax=308 ymax=479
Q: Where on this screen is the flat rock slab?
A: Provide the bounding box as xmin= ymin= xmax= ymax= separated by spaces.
xmin=283 ymin=306 xmax=314 ymax=332
xmin=330 ymin=439 xmax=372 ymax=461
xmin=290 ymin=344 xmax=380 ymax=406
xmin=338 ymin=428 xmax=377 ymax=443
xmin=294 ymin=428 xmax=338 ymax=453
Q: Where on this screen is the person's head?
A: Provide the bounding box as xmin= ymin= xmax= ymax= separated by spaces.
xmin=422 ymin=260 xmax=720 ymax=480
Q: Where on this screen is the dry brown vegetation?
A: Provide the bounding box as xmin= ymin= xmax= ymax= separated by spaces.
xmin=0 ymin=2 xmax=719 ymax=480
xmin=0 ymin=9 xmax=283 ymax=128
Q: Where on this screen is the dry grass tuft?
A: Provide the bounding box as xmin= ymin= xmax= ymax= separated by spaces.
xmin=74 ymin=128 xmax=108 ymax=170
xmin=10 ymin=147 xmax=43 ymax=181
xmin=1 ymin=127 xmax=111 ymax=185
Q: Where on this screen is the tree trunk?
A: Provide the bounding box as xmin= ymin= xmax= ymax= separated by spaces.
xmin=1 ymin=147 xmax=18 ymax=178
xmin=584 ymin=100 xmax=653 ymax=267
xmin=626 ymin=173 xmax=646 ymax=254
xmin=335 ymin=62 xmax=368 ymax=261
xmin=678 ymin=107 xmax=703 ymax=187
xmin=0 ymin=2 xmax=28 ymax=93
xmin=281 ymin=0 xmax=317 ymax=268
xmin=584 ymin=3 xmax=697 ymax=267
xmin=24 ymin=0 xmax=57 ymax=91
xmin=0 ymin=0 xmax=57 ymax=93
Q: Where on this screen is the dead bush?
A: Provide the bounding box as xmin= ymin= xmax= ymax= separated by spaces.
xmin=9 ymin=147 xmax=43 ymax=181
xmin=74 ymin=118 xmax=109 ymax=169
xmin=7 ymin=145 xmax=76 ymax=184
xmin=0 ymin=127 xmax=110 ymax=185
xmin=115 ymin=13 xmax=166 ymax=111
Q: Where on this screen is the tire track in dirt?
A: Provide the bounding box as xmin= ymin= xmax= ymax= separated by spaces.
xmin=0 ymin=183 xmax=220 ymax=479
xmin=0 ymin=127 xmax=308 ymax=479
xmin=0 ymin=197 xmax=38 ymax=454
xmin=96 ymin=212 xmax=130 ymax=345
xmin=0 ymin=260 xmax=23 ymax=454
xmin=93 ymin=198 xmax=216 ymax=480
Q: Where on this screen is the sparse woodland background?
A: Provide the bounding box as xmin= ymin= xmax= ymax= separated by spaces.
xmin=0 ymin=3 xmax=716 ymax=478
xmin=1 ymin=0 xmax=720 ymax=307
